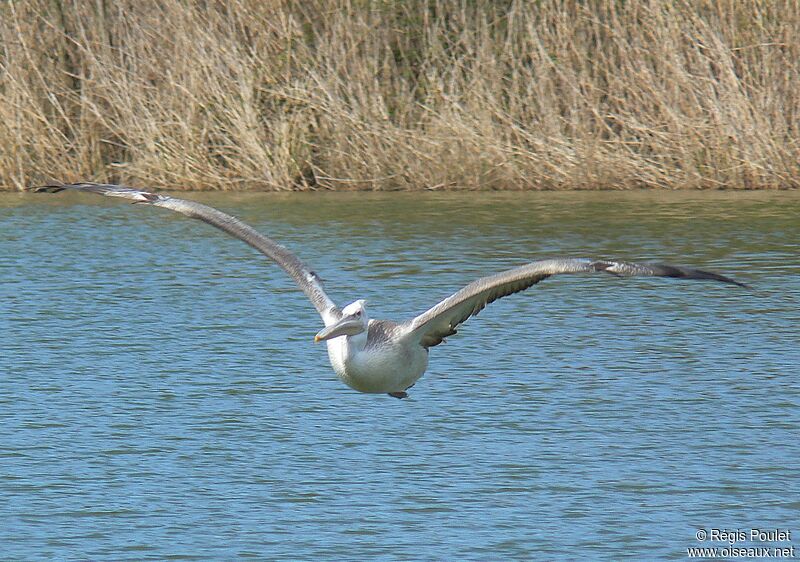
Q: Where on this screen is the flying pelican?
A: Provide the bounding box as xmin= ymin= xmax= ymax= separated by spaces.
xmin=31 ymin=183 xmax=746 ymax=398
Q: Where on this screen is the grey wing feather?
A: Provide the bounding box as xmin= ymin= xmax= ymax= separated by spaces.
xmin=404 ymin=257 xmax=746 ymax=348
xmin=31 ymin=182 xmax=340 ymax=322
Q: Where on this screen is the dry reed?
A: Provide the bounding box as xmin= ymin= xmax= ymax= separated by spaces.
xmin=1 ymin=0 xmax=798 ymax=191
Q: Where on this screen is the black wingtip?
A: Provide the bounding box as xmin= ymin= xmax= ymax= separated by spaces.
xmin=27 ymin=183 xmax=68 ymax=193
xmin=594 ymin=260 xmax=750 ymax=289
xmin=25 ymin=182 xmax=163 ymax=204
xmin=706 ymin=273 xmax=751 ymax=290
xmin=656 ymin=264 xmax=751 ymax=290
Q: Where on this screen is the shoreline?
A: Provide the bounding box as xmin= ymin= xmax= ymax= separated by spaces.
xmin=5 ymin=184 xmax=799 ymax=193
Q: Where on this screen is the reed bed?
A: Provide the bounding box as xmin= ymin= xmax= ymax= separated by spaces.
xmin=1 ymin=0 xmax=798 ymax=191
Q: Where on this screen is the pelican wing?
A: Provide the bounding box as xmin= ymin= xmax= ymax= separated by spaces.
xmin=31 ymin=182 xmax=340 ymax=321
xmin=405 ymin=258 xmax=745 ymax=348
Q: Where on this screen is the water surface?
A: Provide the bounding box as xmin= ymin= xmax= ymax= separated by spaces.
xmin=2 ymin=190 xmax=798 ymax=560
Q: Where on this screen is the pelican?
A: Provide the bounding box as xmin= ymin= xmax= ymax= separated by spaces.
xmin=31 ymin=183 xmax=746 ymax=398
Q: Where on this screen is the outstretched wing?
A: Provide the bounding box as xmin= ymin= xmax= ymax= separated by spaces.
xmin=30 ymin=182 xmax=340 ymax=323
xmin=404 ymin=257 xmax=746 ymax=348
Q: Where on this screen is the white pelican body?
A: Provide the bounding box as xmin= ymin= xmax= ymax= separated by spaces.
xmin=32 ymin=183 xmax=747 ymax=399
xmin=326 ymin=324 xmax=428 ymax=395
xmin=315 ymin=300 xmax=428 ymax=395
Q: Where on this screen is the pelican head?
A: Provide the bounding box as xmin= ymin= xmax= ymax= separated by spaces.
xmin=314 ymin=299 xmax=368 ymax=343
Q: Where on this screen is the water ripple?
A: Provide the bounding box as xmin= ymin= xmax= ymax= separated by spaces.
xmin=1 ymin=191 xmax=798 ymax=560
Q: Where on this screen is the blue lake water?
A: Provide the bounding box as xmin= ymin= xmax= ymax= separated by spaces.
xmin=1 ymin=190 xmax=798 ymax=560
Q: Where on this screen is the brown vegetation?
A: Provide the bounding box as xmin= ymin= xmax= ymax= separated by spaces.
xmin=1 ymin=0 xmax=798 ymax=191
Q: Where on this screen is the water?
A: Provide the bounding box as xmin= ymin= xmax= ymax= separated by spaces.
xmin=1 ymin=190 xmax=798 ymax=560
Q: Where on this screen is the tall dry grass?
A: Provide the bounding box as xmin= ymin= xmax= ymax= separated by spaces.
xmin=1 ymin=0 xmax=798 ymax=191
